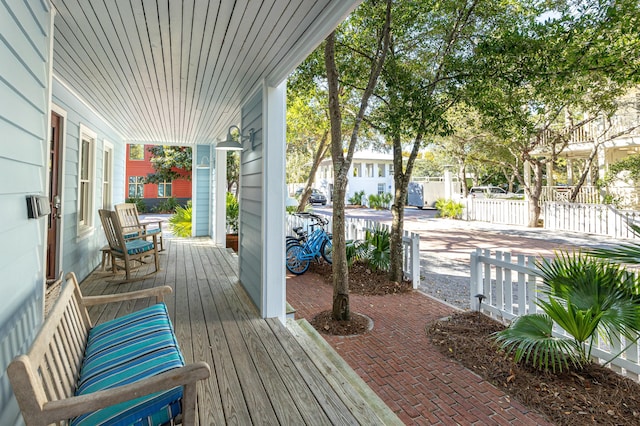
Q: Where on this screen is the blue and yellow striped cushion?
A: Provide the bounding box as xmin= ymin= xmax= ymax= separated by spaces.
xmin=72 ymin=304 xmax=185 ymax=426
xmin=113 ymin=239 xmax=154 ymax=255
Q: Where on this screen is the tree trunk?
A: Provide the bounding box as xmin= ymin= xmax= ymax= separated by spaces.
xmin=331 ymin=179 xmax=350 ymax=321
xmin=527 ymin=161 xmax=543 ymax=227
xmin=298 ymin=131 xmax=329 ymax=212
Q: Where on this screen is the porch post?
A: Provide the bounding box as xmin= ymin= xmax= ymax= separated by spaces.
xmin=566 ymin=159 xmax=574 ymax=185
xmin=215 ymin=147 xmax=226 ymax=245
xmin=261 ymin=80 xmax=287 ymax=321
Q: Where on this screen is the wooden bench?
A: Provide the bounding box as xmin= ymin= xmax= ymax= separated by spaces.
xmin=7 ymin=272 xmax=210 ymax=426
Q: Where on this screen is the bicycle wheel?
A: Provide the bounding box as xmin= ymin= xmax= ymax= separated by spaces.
xmin=320 ymin=238 xmax=332 ymax=264
xmin=286 ymin=244 xmax=310 ymax=275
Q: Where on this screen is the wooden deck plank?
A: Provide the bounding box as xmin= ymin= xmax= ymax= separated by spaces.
xmin=200 ymin=246 xmax=307 ymax=425
xmin=77 ymin=237 xmax=393 ymax=425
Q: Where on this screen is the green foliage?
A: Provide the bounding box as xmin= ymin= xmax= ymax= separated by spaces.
xmin=348 ymin=190 xmax=366 ymax=206
xmin=125 ymin=197 xmax=146 ymax=213
xmin=227 ymin=151 xmax=239 ymax=192
xmin=168 ymin=201 xmax=192 ymax=238
xmin=435 ymin=199 xmax=463 ymax=219
xmin=286 ymin=205 xmax=298 ymax=215
xmin=344 ymin=227 xmax=392 ymax=272
xmin=153 ymin=197 xmax=180 ymax=213
xmin=226 ymin=192 xmax=239 ymax=234
xmin=494 ymin=252 xmax=640 ymax=373
xmin=368 ymin=193 xmax=393 ymax=210
xmin=145 ymin=146 xmax=192 ymax=184
xmin=364 ymin=226 xmax=391 ymax=272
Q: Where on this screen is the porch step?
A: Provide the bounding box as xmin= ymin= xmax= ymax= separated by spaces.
xmin=286 ymin=318 xmax=402 ymax=425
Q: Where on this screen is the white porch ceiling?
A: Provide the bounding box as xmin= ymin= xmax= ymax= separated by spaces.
xmin=50 ymin=0 xmax=360 ymax=145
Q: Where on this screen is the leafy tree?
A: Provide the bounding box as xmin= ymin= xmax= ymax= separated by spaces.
xmin=145 ymin=146 xmax=192 ymax=184
xmin=227 ymin=151 xmax=239 ymax=193
xmin=324 ymin=0 xmax=392 ymax=320
xmin=465 ymin=0 xmax=640 ymax=225
xmin=286 ymin=80 xmax=330 ymax=211
xmin=370 ymin=0 xmax=519 ymax=282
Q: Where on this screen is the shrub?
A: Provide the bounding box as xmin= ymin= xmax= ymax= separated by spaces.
xmin=226 ymin=192 xmax=239 ymax=233
xmin=154 ymin=196 xmax=180 ymax=213
xmin=348 ymin=190 xmax=366 ymax=206
xmin=126 ymin=197 xmax=146 ymax=213
xmin=494 ymin=251 xmax=640 ymax=373
xmin=168 ymin=201 xmax=192 ymax=237
xmin=435 ymin=198 xmax=463 ymax=219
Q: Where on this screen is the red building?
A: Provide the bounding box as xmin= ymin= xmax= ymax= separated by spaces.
xmin=125 ymin=144 xmax=192 ymax=210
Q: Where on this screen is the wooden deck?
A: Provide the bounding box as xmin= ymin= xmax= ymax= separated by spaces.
xmin=80 ymin=237 xmax=398 ymax=425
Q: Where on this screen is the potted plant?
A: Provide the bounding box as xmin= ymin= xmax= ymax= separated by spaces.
xmin=226 ymin=192 xmax=239 ymax=252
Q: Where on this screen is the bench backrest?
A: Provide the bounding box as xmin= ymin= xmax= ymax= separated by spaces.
xmin=7 ymin=273 xmax=92 ymax=424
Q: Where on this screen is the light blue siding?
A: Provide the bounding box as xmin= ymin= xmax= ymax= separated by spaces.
xmin=194 ymin=144 xmax=211 ymax=236
xmin=0 ymin=2 xmax=51 ymax=424
xmin=52 ymin=79 xmax=126 ymax=281
xmin=239 ymin=90 xmax=263 ymax=308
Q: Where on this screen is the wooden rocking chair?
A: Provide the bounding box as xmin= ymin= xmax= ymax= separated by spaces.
xmin=99 ymin=209 xmax=159 ymax=282
xmin=115 ymin=203 xmax=165 ymax=251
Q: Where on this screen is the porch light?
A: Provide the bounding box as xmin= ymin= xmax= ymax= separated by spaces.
xmin=216 ymin=125 xmax=255 ymax=151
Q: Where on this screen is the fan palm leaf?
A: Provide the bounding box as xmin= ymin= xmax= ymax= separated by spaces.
xmin=494 ymin=314 xmax=582 ymax=373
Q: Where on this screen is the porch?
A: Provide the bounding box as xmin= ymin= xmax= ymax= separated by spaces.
xmin=78 ymin=236 xmax=398 ymax=424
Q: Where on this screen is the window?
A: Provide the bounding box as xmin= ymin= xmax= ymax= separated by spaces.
xmin=129 ymin=144 xmax=144 ymax=160
xmin=378 ymin=183 xmax=385 ymax=194
xmin=389 ymin=164 xmax=394 ymax=175
xmin=353 ymin=163 xmax=360 ymax=177
xmin=128 ymin=176 xmax=145 ymax=198
xmin=102 ymin=141 xmax=113 ymax=209
xmin=158 ymin=181 xmax=172 ymax=198
xmin=77 ymin=125 xmax=96 ymax=236
xmin=365 ymin=163 xmax=373 ymax=177
xmin=378 ymin=164 xmax=386 ymax=177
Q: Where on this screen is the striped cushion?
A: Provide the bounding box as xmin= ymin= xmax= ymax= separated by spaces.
xmin=72 ymin=304 xmax=184 ymax=426
xmin=113 ymin=239 xmax=154 ymax=255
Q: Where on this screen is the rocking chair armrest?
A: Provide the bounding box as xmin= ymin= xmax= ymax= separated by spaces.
xmin=81 ymin=286 xmax=173 ymax=306
xmin=39 ymin=362 xmax=211 ymax=422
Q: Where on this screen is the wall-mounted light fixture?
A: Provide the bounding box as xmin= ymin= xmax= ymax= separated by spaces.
xmin=197 ymin=156 xmax=210 ymax=169
xmin=215 ymin=125 xmax=255 ymax=151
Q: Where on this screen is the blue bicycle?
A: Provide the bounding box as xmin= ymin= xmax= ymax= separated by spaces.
xmin=286 ymin=214 xmax=332 ymax=275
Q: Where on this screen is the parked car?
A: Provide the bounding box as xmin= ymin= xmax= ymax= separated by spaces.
xmin=469 ymin=186 xmax=511 ymax=198
xmin=295 ymin=188 xmax=327 ymax=205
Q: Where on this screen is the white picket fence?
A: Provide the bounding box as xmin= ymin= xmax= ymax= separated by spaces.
xmin=285 ymin=214 xmax=421 ymax=288
xmin=544 ymin=202 xmax=640 ymax=240
xmin=470 ymin=248 xmax=640 ymax=380
xmin=464 ymin=198 xmax=530 ymax=226
xmin=464 ymin=198 xmax=640 ymax=240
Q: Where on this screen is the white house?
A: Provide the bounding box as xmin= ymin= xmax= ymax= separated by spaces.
xmin=316 ymin=150 xmax=395 ymax=203
xmin=0 ymin=1 xmax=362 ymax=422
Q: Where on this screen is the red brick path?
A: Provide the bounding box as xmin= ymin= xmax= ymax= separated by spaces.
xmin=286 ymin=272 xmax=551 ymax=425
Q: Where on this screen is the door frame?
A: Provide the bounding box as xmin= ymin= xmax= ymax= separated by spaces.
xmin=48 ymin=104 xmax=67 ymax=280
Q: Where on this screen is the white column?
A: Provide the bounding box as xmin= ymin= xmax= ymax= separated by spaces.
xmin=261 ymin=80 xmax=287 ymax=321
xmin=546 ymin=162 xmax=554 ymax=187
xmin=215 ymin=147 xmax=226 ymax=246
xmin=566 ymin=159 xmax=574 ymax=185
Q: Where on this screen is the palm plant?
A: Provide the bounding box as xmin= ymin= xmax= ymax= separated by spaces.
xmin=168 ymin=201 xmax=192 ymax=237
xmin=494 ymin=251 xmax=640 ymax=373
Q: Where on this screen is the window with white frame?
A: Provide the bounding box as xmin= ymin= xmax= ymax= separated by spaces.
xmin=353 ymin=163 xmax=360 ymax=177
xmin=158 ymin=181 xmax=172 ymax=198
xmin=128 ymin=176 xmax=145 ymax=198
xmin=77 ymin=125 xmax=96 ymax=236
xmin=365 ymin=163 xmax=373 ymax=177
xmin=378 ymin=164 xmax=386 ymax=177
xmin=378 ymin=183 xmax=385 ymax=194
xmin=102 ymin=141 xmax=113 ymax=209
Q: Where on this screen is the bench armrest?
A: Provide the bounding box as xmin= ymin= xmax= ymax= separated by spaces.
xmin=81 ymin=285 xmax=173 ymax=306
xmin=40 ymin=362 xmax=211 ymax=423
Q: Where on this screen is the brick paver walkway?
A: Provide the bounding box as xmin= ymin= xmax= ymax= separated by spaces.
xmin=287 ymin=275 xmax=551 ymax=425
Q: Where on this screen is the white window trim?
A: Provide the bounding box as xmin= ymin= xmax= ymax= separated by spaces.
xmin=76 ymin=124 xmax=97 ymax=241
xmin=103 ymin=140 xmax=114 ymax=209
xmin=158 ymin=180 xmax=172 ymax=198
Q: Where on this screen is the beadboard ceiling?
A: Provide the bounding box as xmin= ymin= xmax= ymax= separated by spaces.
xmin=50 ymin=0 xmax=359 ymax=145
